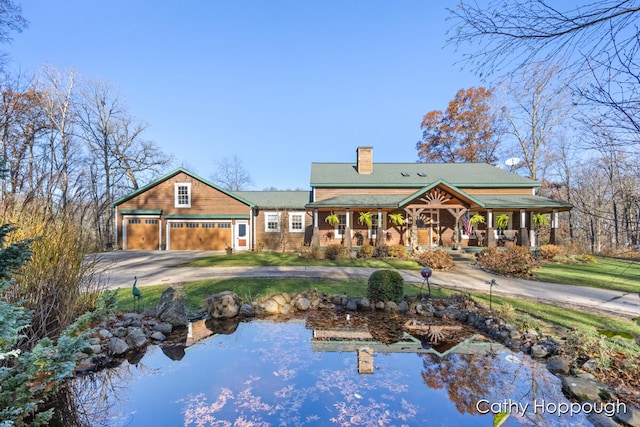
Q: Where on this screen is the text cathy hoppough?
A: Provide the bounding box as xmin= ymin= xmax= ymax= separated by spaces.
xmin=476 ymin=399 xmax=627 ymax=418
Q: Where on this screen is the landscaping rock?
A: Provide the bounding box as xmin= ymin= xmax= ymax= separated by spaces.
xmin=125 ymin=328 xmax=148 ymax=349
xmin=614 ymin=405 xmax=640 ymax=427
xmin=150 ymin=331 xmax=166 ymax=342
xmin=530 ymin=344 xmax=549 ymax=358
xmin=157 ymin=287 xmax=188 ymax=326
xmin=206 ymin=291 xmax=240 ymax=319
xmin=357 ymin=297 xmax=371 ymax=311
xmin=154 ymin=322 xmax=173 ymax=335
xmin=587 ymin=412 xmax=619 ymax=427
xmin=561 ymin=375 xmax=612 ymax=402
xmin=262 ymin=299 xmax=280 ymax=314
xmin=546 ymin=356 xmax=571 ymax=375
xmin=346 ymin=298 xmax=358 ymax=311
xmin=107 ymin=337 xmax=129 ymax=356
xmin=280 ymin=303 xmax=293 ymax=316
xmin=239 ymin=303 xmax=255 ymax=317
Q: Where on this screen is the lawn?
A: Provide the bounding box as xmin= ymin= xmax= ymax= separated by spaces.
xmin=533 ymin=257 xmax=640 ymax=293
xmin=178 ymin=251 xmax=423 ymax=270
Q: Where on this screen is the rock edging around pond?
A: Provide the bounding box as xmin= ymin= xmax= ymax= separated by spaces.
xmin=77 ymin=287 xmax=640 ymax=426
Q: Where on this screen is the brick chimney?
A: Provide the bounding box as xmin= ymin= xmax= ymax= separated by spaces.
xmin=356 ymin=146 xmax=373 ymax=174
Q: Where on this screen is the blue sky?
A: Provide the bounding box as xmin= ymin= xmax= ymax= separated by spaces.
xmin=7 ymin=1 xmax=481 ymax=190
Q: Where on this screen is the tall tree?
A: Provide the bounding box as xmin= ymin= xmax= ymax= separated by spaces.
xmin=416 ymin=87 xmax=503 ymax=163
xmin=500 ymin=63 xmax=573 ymax=181
xmin=448 ymin=0 xmax=640 ymax=151
xmin=211 ymin=155 xmax=254 ymax=191
xmin=0 ymin=0 xmax=27 ymax=70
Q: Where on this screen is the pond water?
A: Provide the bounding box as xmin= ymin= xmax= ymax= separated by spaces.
xmin=62 ymin=317 xmax=590 ymax=426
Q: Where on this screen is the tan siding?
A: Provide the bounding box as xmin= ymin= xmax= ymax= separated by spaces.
xmin=253 ymin=210 xmax=312 ymax=251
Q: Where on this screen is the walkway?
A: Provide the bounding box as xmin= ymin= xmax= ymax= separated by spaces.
xmin=96 ymin=251 xmax=640 ymax=320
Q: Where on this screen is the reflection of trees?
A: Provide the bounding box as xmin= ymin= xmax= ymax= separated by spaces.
xmin=421 ymin=353 xmax=498 ymax=414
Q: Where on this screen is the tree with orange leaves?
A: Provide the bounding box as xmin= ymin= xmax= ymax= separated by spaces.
xmin=416 ymin=87 xmax=503 ymax=163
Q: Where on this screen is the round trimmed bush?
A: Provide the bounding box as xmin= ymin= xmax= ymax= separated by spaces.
xmin=367 ymin=269 xmax=404 ymax=303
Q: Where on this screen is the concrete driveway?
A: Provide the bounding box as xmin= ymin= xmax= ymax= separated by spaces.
xmin=94 ymin=251 xmax=640 ymax=320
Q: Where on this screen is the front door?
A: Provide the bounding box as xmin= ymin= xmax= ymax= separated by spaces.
xmin=235 ymin=220 xmax=249 ymax=250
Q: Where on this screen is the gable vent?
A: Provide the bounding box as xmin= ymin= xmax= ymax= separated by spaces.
xmin=401 ymin=172 xmax=410 ymax=177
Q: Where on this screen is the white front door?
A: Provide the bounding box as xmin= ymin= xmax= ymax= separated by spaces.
xmin=235 ymin=221 xmax=249 ymax=250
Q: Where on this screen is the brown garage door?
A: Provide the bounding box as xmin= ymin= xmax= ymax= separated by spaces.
xmin=169 ymin=222 xmax=232 ymax=250
xmin=126 ymin=218 xmax=160 ymax=250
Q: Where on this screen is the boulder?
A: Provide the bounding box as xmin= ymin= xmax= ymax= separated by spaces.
xmin=293 ymin=298 xmax=311 ymax=311
xmin=157 ymin=287 xmax=188 ymax=326
xmin=239 ymin=303 xmax=255 ymax=317
xmin=206 ymin=291 xmax=241 ymax=319
xmin=107 ymin=337 xmax=129 ymax=356
xmin=125 ymin=327 xmax=148 ymax=349
xmin=154 ymin=322 xmax=173 ymax=335
xmin=561 ymin=375 xmax=612 ymax=402
xmin=262 ymin=299 xmax=280 ymax=314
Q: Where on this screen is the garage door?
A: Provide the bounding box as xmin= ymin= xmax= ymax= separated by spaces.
xmin=169 ymin=222 xmax=232 ymax=250
xmin=126 ymin=218 xmax=160 ymax=250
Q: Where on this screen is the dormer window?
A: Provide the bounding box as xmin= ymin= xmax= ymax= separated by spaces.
xmin=175 ymin=183 xmax=191 ymax=208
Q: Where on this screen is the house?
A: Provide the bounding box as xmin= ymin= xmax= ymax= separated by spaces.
xmin=112 ymin=147 xmax=571 ymax=251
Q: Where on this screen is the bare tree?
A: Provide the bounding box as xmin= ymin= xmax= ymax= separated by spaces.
xmin=499 ymin=63 xmax=573 ymax=181
xmin=448 ymin=0 xmax=640 ymax=150
xmin=210 ymin=155 xmax=254 ymax=191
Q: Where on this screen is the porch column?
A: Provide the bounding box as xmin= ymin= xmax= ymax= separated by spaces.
xmin=312 ymin=209 xmax=320 ymax=246
xmin=550 ymin=209 xmax=560 ymax=245
xmin=518 ymin=209 xmax=530 ymax=247
xmin=375 ymin=209 xmax=383 ymax=246
xmin=344 ymin=209 xmax=352 ymax=251
xmin=486 ymin=209 xmax=497 ymax=247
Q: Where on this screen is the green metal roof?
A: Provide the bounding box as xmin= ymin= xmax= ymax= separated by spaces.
xmin=310 ymin=162 xmax=540 ymax=188
xmin=234 ymin=191 xmax=310 ymax=209
xmin=397 ymin=180 xmax=485 ymax=207
xmin=306 ymin=194 xmax=407 ymax=209
xmin=112 ymin=168 xmax=255 ymax=208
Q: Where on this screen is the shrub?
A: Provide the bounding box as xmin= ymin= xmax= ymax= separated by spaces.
xmin=367 ymin=269 xmax=404 ymax=303
xmin=412 ymin=250 xmax=454 ymax=271
xmin=310 ymin=245 xmax=323 ymax=260
xmin=477 ymin=247 xmax=539 ymax=277
xmin=358 ymin=244 xmax=374 ymax=258
xmin=388 ymin=244 xmax=407 ymax=259
xmin=373 ymin=245 xmax=389 ymax=258
xmin=324 ymin=244 xmax=348 ymax=260
xmin=575 ymin=254 xmax=598 ymax=264
xmin=539 ymin=244 xmax=564 ymax=261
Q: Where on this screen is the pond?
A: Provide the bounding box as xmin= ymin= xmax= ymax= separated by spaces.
xmin=59 ymin=315 xmax=591 ymax=426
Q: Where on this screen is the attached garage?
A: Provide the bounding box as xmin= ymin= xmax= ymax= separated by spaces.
xmin=168 ymin=221 xmax=232 ymax=250
xmin=125 ymin=217 xmax=161 ymax=250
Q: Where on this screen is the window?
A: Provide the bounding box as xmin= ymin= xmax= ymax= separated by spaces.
xmin=186 ymin=223 xmax=199 ymax=228
xmin=371 ymin=215 xmax=379 ymax=239
xmin=218 ymin=223 xmax=231 ymax=228
xmin=128 ymin=219 xmax=141 ymax=224
xmin=145 ymin=219 xmax=158 ymax=225
xmin=265 ymin=212 xmax=281 ymax=232
xmin=174 ymin=183 xmax=191 ymax=208
xmin=170 ymin=223 xmax=184 ymax=228
xmin=336 ymin=214 xmax=347 ymax=237
xmin=289 ymin=213 xmax=304 ymax=232
xmin=202 ymin=223 xmax=216 ymax=229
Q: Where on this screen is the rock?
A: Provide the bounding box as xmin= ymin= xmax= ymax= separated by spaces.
xmin=582 ymin=358 xmax=599 ymax=371
xmin=509 ymin=330 xmax=521 ymax=340
xmin=397 ymin=301 xmax=408 ymax=314
xmin=157 ymin=287 xmax=189 ymax=326
xmin=154 ymin=322 xmax=173 ymax=334
xmin=280 ymin=303 xmax=292 ymax=316
xmin=206 ymin=291 xmax=240 ymax=320
xmin=239 ymin=303 xmax=255 ymax=316
xmin=113 ymin=327 xmax=127 ymax=338
xmin=357 ymin=297 xmax=371 ymax=311
xmin=262 ymin=299 xmax=280 ymax=314
xmin=150 ymin=331 xmax=166 ymax=342
xmin=444 ymin=306 xmax=460 ymax=319
xmin=588 ymin=412 xmax=619 ymax=427
xmin=125 ymin=328 xmax=148 ymax=349
xmin=614 ymin=404 xmax=640 ymax=427
xmin=530 ymin=344 xmax=549 ymax=358
xmin=107 ymin=337 xmax=129 ymax=356
xmin=346 ymin=298 xmax=358 ymax=311
xmin=561 ymin=375 xmax=612 ymax=402
xmin=272 ymin=294 xmax=288 ymax=306
xmin=375 ymin=301 xmax=385 ymax=310
xmin=294 ymin=297 xmax=311 ymax=311
xmin=546 ymin=356 xmax=571 ymax=375
xmin=98 ymin=329 xmax=112 ymax=339
xmin=384 ymin=301 xmax=398 ymax=313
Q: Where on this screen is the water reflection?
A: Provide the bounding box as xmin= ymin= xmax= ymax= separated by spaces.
xmin=56 ymin=317 xmax=590 ymax=426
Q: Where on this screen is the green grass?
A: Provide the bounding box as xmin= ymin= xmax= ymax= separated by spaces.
xmin=178 ymin=251 xmax=422 ymax=270
xmin=533 ymin=257 xmax=640 ymax=293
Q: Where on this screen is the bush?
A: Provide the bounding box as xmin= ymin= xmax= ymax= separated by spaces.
xmin=324 ymin=244 xmax=348 ymax=260
xmin=358 ymin=244 xmax=374 ymax=258
xmin=575 ymin=254 xmax=598 ymax=264
xmin=388 ymin=244 xmax=407 ymax=259
xmin=373 ymin=245 xmax=389 ymax=258
xmin=477 ymin=247 xmax=539 ymax=277
xmin=539 ymin=244 xmax=564 ymax=261
xmin=367 ymin=269 xmax=404 ymax=303
xmin=412 ymin=250 xmax=454 ymax=271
